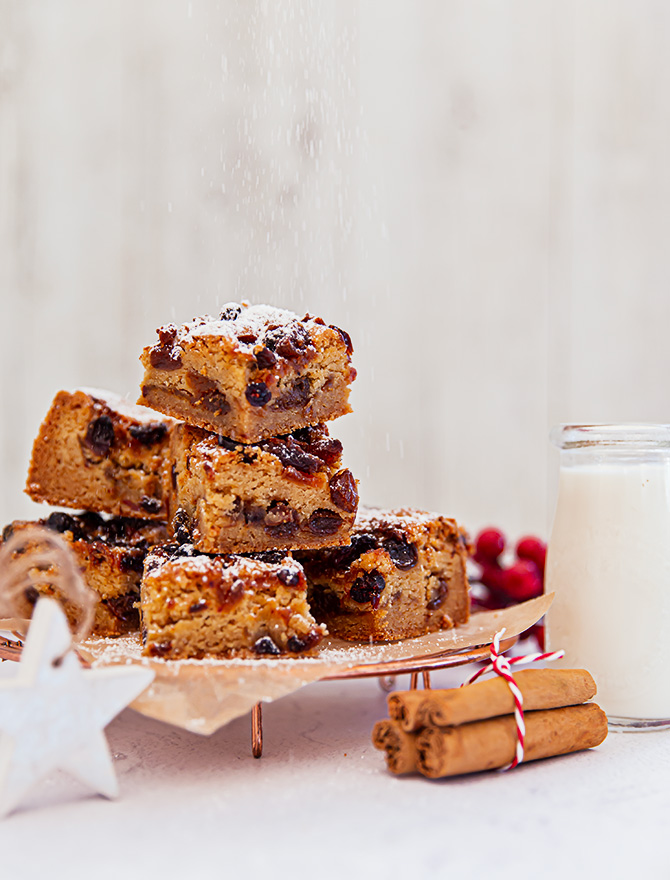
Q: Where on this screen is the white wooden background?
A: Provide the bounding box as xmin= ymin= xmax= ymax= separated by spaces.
xmin=2 ymin=1 xmax=670 ymax=542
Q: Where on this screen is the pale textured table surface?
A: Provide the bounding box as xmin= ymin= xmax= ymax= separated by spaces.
xmin=1 ymin=670 xmax=666 ymax=878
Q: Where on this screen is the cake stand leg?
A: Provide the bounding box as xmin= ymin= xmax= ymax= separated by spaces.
xmin=409 ymin=671 xmax=431 ymax=690
xmin=251 ymin=702 xmax=263 ymax=758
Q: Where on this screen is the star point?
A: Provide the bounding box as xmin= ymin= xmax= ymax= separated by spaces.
xmin=0 ymin=598 xmax=154 ymax=818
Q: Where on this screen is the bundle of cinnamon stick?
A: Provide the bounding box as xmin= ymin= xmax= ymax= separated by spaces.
xmin=372 ymin=668 xmax=608 ymax=778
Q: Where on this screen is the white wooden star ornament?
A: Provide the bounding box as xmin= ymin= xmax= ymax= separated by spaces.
xmin=0 ymin=529 xmax=154 ymax=818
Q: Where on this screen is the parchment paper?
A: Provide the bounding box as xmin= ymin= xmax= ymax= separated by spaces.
xmin=71 ymin=593 xmax=552 ymax=735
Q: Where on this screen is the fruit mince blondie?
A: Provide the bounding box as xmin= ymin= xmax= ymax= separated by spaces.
xmin=168 ymin=422 xmax=358 ymax=554
xmin=26 ymin=388 xmax=174 ymax=519
xmin=137 ymin=302 xmax=356 ymax=443
xmin=299 ymin=507 xmax=470 ymax=641
xmin=140 ymin=544 xmax=327 ymax=659
xmin=2 ymin=512 xmax=169 ymax=636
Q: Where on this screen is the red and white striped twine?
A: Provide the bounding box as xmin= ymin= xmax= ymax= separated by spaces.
xmin=461 ymin=628 xmax=565 ymax=771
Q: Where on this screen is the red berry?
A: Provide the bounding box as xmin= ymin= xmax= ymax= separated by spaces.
xmin=503 ymin=560 xmax=543 ymax=602
xmin=516 ymin=536 xmax=547 ymax=573
xmin=474 ymin=528 xmax=506 ymax=564
xmin=477 ymin=562 xmax=509 ymax=598
xmin=531 ymin=623 xmax=545 ymax=651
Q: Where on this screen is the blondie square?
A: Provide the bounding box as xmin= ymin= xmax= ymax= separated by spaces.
xmin=137 ymin=303 xmax=356 ymax=443
xmin=140 ymin=544 xmax=327 ymax=659
xmin=168 ymin=422 xmax=358 ymax=554
xmin=2 ymin=512 xmax=169 ymax=636
xmin=26 ymin=388 xmax=174 ymax=519
xmin=299 ymin=508 xmax=470 ymax=642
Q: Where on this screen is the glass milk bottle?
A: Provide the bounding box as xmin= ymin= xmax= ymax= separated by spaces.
xmin=546 ymin=424 xmax=670 ymax=729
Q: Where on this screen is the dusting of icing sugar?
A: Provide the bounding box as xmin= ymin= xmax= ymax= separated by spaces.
xmin=355 ymin=505 xmax=451 ymax=532
xmin=75 ymin=387 xmax=174 ymax=425
xmin=147 ymin=547 xmax=302 ymax=582
xmin=181 ymin=303 xmax=310 ymax=346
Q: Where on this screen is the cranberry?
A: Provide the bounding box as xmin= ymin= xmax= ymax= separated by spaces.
xmin=516 ymin=536 xmax=547 ymax=573
xmin=474 ymin=528 xmax=506 ymax=564
xmin=504 ymin=560 xmax=543 ymax=601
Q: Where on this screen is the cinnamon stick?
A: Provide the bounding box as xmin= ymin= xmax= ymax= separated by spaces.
xmin=388 ymin=668 xmax=596 ymax=732
xmin=371 ymin=719 xmax=418 ymax=774
xmin=415 ymin=703 xmax=608 ymax=778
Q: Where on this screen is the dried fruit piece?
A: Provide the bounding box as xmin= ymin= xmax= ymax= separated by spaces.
xmin=349 ymin=571 xmax=386 ymax=609
xmin=85 ymin=415 xmax=115 ymax=457
xmin=150 ymin=324 xmax=182 ymax=370
xmin=262 ymin=436 xmax=323 ymax=475
xmin=220 ymin=304 xmax=242 ymax=321
xmin=245 ymin=382 xmax=272 ymax=407
xmin=255 ymin=346 xmax=277 ymax=370
xmin=277 ymin=566 xmax=301 ymax=587
xmin=253 ymin=635 xmax=281 ymax=656
xmin=128 ymin=423 xmax=168 ymax=446
xmin=308 ymin=509 xmax=342 ymax=536
xmin=329 ymin=469 xmax=358 ymax=512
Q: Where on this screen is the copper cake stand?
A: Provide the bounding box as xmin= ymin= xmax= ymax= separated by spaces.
xmin=0 ymin=634 xmax=514 ymax=758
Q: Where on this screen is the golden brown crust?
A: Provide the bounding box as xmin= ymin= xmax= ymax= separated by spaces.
xmin=140 ymin=544 xmax=326 ymax=659
xmin=299 ymin=507 xmax=470 ymax=642
xmin=137 ymin=303 xmax=356 ymax=443
xmin=167 ymin=423 xmax=358 ymax=554
xmin=26 ymin=389 xmax=174 ymax=519
xmin=2 ymin=514 xmax=169 ymax=637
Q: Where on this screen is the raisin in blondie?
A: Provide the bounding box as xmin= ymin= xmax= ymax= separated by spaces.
xmin=2 ymin=512 xmax=168 ymax=636
xmin=137 ymin=303 xmax=356 ymax=443
xmin=141 ymin=544 xmax=326 ymax=659
xmin=299 ymin=508 xmax=470 ymax=642
xmin=168 ymin=422 xmax=358 ymax=554
xmin=26 ymin=388 xmax=174 ymax=519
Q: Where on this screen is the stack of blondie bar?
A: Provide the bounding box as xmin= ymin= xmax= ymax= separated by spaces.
xmin=7 ymin=303 xmax=470 ymax=659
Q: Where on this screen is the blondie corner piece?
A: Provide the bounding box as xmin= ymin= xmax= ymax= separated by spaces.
xmin=299 ymin=507 xmax=470 ymax=642
xmin=26 ymin=388 xmax=174 ymax=519
xmin=141 ymin=544 xmax=327 ymax=659
xmin=2 ymin=513 xmax=169 ymax=636
xmin=137 ymin=302 xmax=356 ymax=443
xmin=168 ymin=422 xmax=359 ymax=553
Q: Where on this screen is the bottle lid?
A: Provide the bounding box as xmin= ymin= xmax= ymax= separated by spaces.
xmin=551 ymin=424 xmax=670 ymax=451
